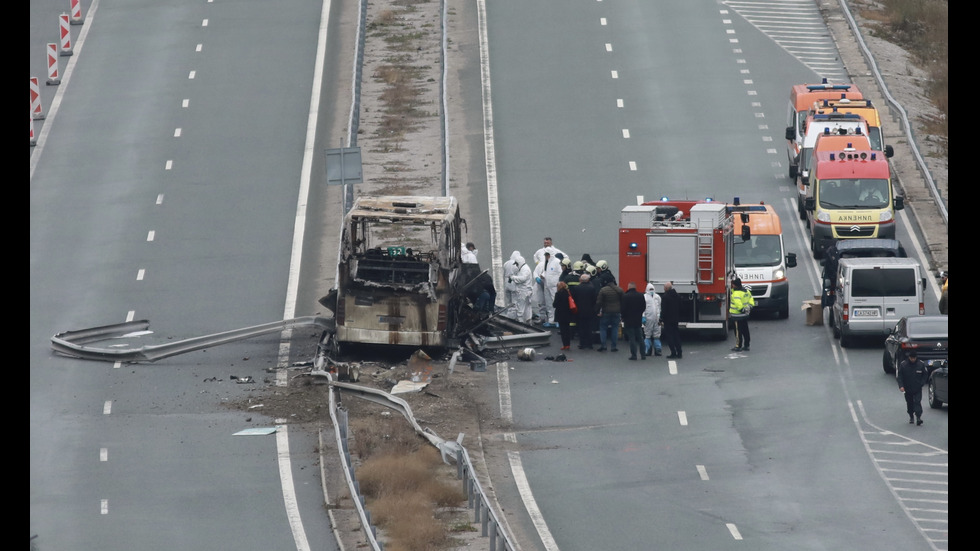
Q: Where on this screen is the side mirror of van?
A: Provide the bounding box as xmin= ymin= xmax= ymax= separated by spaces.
xmin=804 ymin=198 xmax=815 ymax=211
xmin=786 ymin=126 xmax=795 ymax=141
xmin=894 ymin=196 xmax=904 ymax=210
xmin=785 ymin=252 xmax=797 ymax=268
xmin=884 ymin=145 xmax=894 ymax=158
xmin=921 ymin=277 xmax=927 ymax=290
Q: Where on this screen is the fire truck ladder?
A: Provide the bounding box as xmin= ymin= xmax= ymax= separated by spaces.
xmin=696 ymin=219 xmax=714 ymax=285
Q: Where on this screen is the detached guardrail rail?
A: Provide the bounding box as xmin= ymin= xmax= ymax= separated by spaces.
xmin=50 ymin=317 xmax=334 ymax=363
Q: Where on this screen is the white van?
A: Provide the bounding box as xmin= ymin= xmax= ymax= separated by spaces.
xmin=831 ymin=258 xmax=925 ymax=347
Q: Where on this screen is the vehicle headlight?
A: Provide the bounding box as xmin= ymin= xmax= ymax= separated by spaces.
xmin=879 ymin=210 xmax=893 ymax=222
xmin=774 ymin=268 xmax=785 ymax=280
xmin=817 ymin=210 xmax=831 ymax=222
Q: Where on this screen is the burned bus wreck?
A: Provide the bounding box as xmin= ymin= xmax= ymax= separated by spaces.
xmin=321 ymin=196 xmax=468 ymax=351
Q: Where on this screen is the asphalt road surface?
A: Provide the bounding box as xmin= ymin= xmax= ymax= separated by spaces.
xmin=477 ymin=1 xmax=947 ymax=550
xmin=30 ymin=1 xmax=351 ymax=549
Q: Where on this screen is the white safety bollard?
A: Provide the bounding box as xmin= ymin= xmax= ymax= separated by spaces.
xmin=59 ymin=13 xmax=73 ymax=56
xmin=70 ymin=0 xmax=85 ymax=25
xmin=46 ymin=43 xmax=61 ymax=85
xmin=31 ymin=77 xmax=45 ymax=120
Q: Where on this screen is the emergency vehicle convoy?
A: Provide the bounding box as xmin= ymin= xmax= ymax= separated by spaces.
xmin=785 ymin=81 xmax=863 ymax=178
xmin=619 ymin=199 xmax=735 ymax=339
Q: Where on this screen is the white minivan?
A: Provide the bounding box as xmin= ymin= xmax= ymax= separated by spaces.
xmin=831 ymin=257 xmax=925 ymax=347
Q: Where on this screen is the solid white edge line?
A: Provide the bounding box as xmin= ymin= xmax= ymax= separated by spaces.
xmin=277 ymin=424 xmax=310 ymax=551
xmin=477 ymin=0 xmax=505 ymax=304
xmin=30 ymin=0 xmax=103 ymax=180
xmin=480 ymin=4 xmax=557 ymax=546
xmin=508 ymin=451 xmax=561 ymax=551
xmin=274 ymin=0 xmax=332 ymax=549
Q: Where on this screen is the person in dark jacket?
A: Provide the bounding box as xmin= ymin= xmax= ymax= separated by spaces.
xmin=620 ymin=282 xmax=647 ymax=360
xmin=595 ymin=279 xmax=624 ymax=351
xmin=552 ymin=281 xmax=575 ymax=350
xmin=897 ymin=351 xmax=929 ymax=425
xmin=571 ymin=274 xmax=598 ymax=349
xmin=660 ymin=281 xmax=683 ymax=359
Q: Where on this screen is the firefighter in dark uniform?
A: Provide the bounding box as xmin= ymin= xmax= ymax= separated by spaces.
xmin=897 ymin=351 xmax=929 ymax=425
xmin=729 ymin=278 xmax=755 ymax=352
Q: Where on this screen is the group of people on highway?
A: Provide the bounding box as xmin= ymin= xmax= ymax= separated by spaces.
xmin=500 ymin=237 xmax=684 ymax=360
xmin=485 ymin=237 xmax=942 ymax=428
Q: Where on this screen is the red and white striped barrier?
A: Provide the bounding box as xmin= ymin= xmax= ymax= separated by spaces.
xmin=31 ymin=77 xmax=45 ymax=120
xmin=59 ymin=13 xmax=73 ymax=56
xmin=70 ymin=0 xmax=85 ymax=25
xmin=46 ymin=43 xmax=61 ymax=85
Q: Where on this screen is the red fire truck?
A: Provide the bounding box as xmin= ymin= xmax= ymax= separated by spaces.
xmin=619 ymin=199 xmax=735 ymax=339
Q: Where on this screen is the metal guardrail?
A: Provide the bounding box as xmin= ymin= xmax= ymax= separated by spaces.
xmin=50 ymin=317 xmax=334 ymax=363
xmin=839 ymin=0 xmax=947 ymax=225
xmin=322 ymin=373 xmax=518 ymax=551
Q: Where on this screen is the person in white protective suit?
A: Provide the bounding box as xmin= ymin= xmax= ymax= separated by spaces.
xmin=533 ymin=248 xmax=562 ymax=326
xmin=461 ymin=242 xmax=479 ymax=264
xmin=533 ymin=237 xmax=565 ymax=266
xmin=507 ymin=254 xmax=534 ymax=323
xmin=502 ymin=250 xmax=522 ymax=317
xmin=643 ymin=282 xmax=663 ymax=356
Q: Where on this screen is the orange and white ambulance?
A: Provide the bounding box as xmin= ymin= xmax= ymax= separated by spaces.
xmin=785 ymin=81 xmax=863 ymax=178
xmin=729 ymin=201 xmax=797 ymax=319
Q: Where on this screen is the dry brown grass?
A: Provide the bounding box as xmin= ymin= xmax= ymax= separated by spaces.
xmin=863 ymin=0 xmax=947 ymax=152
xmin=352 ymin=414 xmax=468 ymax=551
xmin=350 ymin=414 xmax=423 ymax=460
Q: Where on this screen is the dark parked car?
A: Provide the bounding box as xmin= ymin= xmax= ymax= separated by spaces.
xmin=882 ymin=315 xmax=948 ymax=375
xmin=928 ymin=359 xmax=947 ymax=409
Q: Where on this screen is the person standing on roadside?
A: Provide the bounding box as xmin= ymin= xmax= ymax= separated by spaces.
xmin=729 ymin=278 xmax=755 ymax=352
xmin=572 ymin=274 xmax=598 ymax=349
xmin=553 ymin=281 xmax=574 ymax=350
xmin=508 ymin=254 xmax=534 ymax=323
xmin=661 ymin=281 xmax=682 ymax=359
xmin=620 ymin=282 xmax=647 ymax=360
xmin=643 ymin=283 xmax=663 ymax=356
xmin=534 ymin=237 xmax=565 ymax=265
xmin=897 ymin=351 xmax=929 ymax=425
xmin=534 ymin=249 xmax=562 ymax=327
xmin=502 ymin=250 xmax=521 ymax=317
xmin=595 ymin=279 xmax=624 ymax=352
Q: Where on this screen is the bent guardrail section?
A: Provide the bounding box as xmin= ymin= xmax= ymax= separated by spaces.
xmin=50 ymin=317 xmax=334 ymax=363
xmin=325 ymin=376 xmax=517 ymax=551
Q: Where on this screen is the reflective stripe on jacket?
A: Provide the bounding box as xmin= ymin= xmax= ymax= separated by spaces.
xmin=730 ymin=289 xmax=755 ymax=315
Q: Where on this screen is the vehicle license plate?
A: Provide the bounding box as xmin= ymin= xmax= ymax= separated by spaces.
xmin=852 ymin=308 xmax=879 ymax=317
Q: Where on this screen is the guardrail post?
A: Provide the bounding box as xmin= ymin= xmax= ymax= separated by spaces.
xmin=481 ymin=499 xmax=489 ymax=536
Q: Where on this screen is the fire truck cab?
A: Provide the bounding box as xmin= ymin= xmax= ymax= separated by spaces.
xmin=619 ymin=200 xmax=734 ymax=339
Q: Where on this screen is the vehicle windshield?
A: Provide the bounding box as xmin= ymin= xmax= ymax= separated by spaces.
xmin=734 ymin=235 xmax=782 ymax=267
xmin=800 ymin=148 xmax=813 ymax=174
xmin=907 ymin=317 xmax=948 ymax=338
xmin=867 ymin=127 xmax=883 ymax=150
xmin=819 ymin=179 xmax=890 ymax=209
xmin=850 ymin=268 xmax=916 ymax=297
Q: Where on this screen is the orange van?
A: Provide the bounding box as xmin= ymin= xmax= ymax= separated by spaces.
xmin=785 ymin=81 xmax=863 ymax=178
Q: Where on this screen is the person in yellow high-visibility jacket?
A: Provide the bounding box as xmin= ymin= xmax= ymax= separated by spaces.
xmin=730 ymin=278 xmax=755 ymax=352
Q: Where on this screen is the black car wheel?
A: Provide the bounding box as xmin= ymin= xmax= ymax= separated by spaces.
xmin=882 ymin=349 xmax=895 ymax=374
xmin=928 ymin=378 xmax=943 ymax=409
